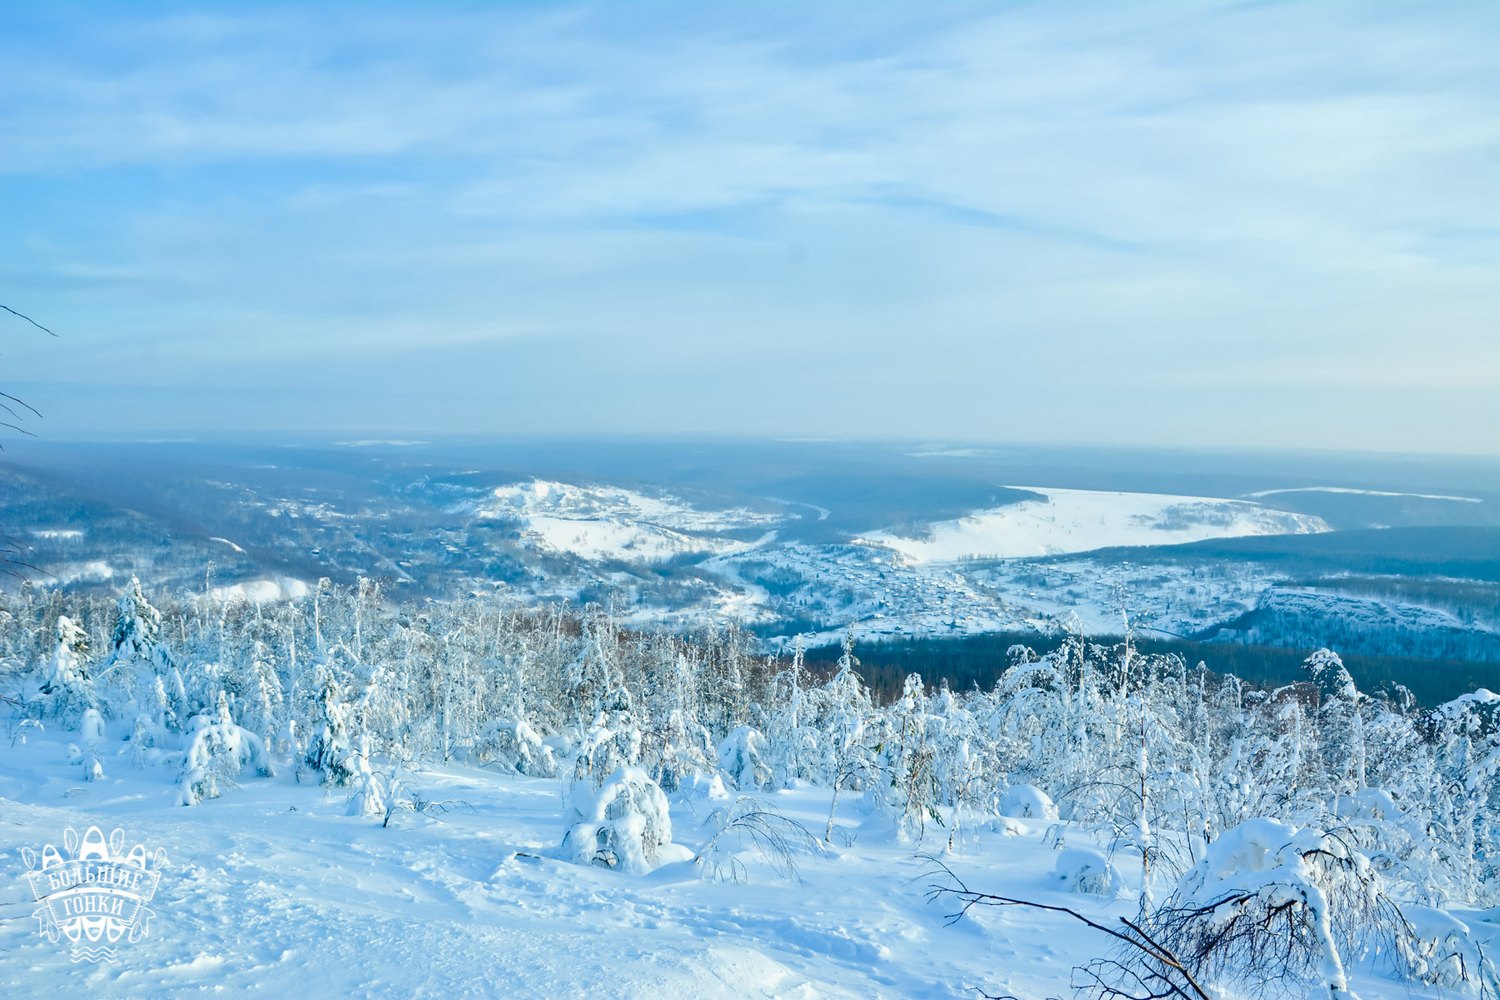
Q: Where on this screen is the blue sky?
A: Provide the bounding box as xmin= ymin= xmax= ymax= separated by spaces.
xmin=2 ymin=1 xmax=1498 ymax=453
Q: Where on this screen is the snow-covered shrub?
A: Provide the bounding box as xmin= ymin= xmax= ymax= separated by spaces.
xmin=678 ymin=770 xmax=731 ymax=803
xmin=717 ymin=724 xmax=771 ymax=791
xmin=177 ymin=693 xmax=269 ymax=807
xmin=102 ymin=577 xmax=184 ymax=728
xmin=80 ymin=750 xmax=104 ymax=782
xmin=650 ymin=708 xmax=715 ymax=793
xmin=78 ymin=707 xmax=105 ymax=746
xmin=475 ymin=718 xmax=557 ymax=777
xmin=345 ymin=735 xmax=387 ymax=818
xmin=764 ymin=644 xmax=823 ymax=790
xmin=1000 ymin=784 xmax=1058 ymax=821
xmin=695 ymin=796 xmax=823 ymax=883
xmin=127 ymin=713 xmax=165 ymax=768
xmin=1053 ymin=848 xmax=1119 ymax=896
xmin=986 ymin=816 xmax=1026 ymax=837
xmin=1152 ymin=817 xmax=1399 ymax=1000
xmin=876 ymin=673 xmax=943 ymax=842
xmin=1393 ymin=906 xmax=1499 ymax=995
xmin=819 ymin=635 xmax=877 ymax=840
xmin=560 ymin=765 xmax=672 ymax=874
xmin=571 ymin=686 xmax=643 ymax=790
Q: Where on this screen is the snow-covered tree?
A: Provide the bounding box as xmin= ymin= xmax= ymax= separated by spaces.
xmin=38 ymin=615 xmax=94 ymax=724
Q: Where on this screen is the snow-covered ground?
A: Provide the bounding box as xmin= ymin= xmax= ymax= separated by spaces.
xmin=1247 ymin=487 xmax=1483 ymax=503
xmin=0 ymin=724 xmax=1471 ymax=1000
xmin=51 ymin=561 xmax=116 ymax=585
xmin=473 ymin=480 xmax=781 ymax=564
xmin=207 ymin=578 xmax=312 ymax=604
xmin=864 ymin=487 xmax=1329 ymax=564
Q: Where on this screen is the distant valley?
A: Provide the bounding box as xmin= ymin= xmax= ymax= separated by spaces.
xmin=3 ymin=438 xmax=1498 ymax=691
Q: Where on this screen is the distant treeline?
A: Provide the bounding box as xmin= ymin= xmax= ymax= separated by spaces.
xmin=1081 ymin=526 xmax=1500 ymax=581
xmin=803 ymin=630 xmax=1500 ymax=706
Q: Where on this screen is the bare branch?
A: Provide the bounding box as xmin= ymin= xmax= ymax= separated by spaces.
xmin=0 ymin=302 xmax=58 ymax=337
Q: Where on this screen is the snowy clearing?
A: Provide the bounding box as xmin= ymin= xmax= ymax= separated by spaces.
xmin=30 ymin=529 xmax=84 ymax=541
xmin=864 ymin=486 xmax=1329 ymax=563
xmin=1246 ymin=487 xmax=1483 ymax=503
xmin=206 ymin=578 xmax=312 ymax=604
xmin=473 ymin=480 xmax=781 ymax=564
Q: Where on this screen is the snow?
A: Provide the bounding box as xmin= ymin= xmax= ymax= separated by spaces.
xmin=864 ymin=487 xmax=1330 ymax=564
xmin=481 ymin=480 xmax=779 ymax=533
xmin=53 ymin=560 xmax=115 ymax=584
xmin=475 ymin=480 xmax=780 ymax=565
xmin=1053 ymin=848 xmax=1119 ymax=896
xmin=525 ymin=515 xmax=709 ymax=563
xmin=0 ymin=726 xmax=1116 ymax=999
xmin=1247 ymin=486 xmax=1483 ymax=503
xmin=208 ymin=537 xmax=247 ymax=554
xmin=31 ymin=529 xmax=84 ymax=540
xmin=999 ymin=784 xmax=1058 ymax=822
xmin=0 ymin=724 xmax=1461 ymax=999
xmin=207 ymin=578 xmax=311 ymax=604
xmin=332 ymin=440 xmax=430 ymax=448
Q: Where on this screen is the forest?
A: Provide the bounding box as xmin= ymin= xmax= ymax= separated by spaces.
xmin=5 ymin=576 xmax=1500 ymax=998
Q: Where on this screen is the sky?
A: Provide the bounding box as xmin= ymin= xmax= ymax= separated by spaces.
xmin=1 ymin=1 xmax=1498 ymax=454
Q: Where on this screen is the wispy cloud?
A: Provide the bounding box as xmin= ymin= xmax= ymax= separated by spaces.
xmin=1 ymin=1 xmax=1497 ymax=452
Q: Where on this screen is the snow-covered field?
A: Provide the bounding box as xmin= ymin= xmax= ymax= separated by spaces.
xmin=206 ymin=578 xmax=312 ymax=604
xmin=864 ymin=487 xmax=1329 ymax=563
xmin=1247 ymin=487 xmax=1483 ymax=503
xmin=473 ymin=480 xmax=780 ymax=564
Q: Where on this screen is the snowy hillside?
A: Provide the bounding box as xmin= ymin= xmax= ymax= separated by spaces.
xmin=4 ymin=583 xmax=1499 ymax=999
xmin=472 ymin=480 xmax=779 ymax=564
xmin=864 ymin=487 xmax=1330 ymax=563
xmin=0 ymin=735 xmax=1143 ymax=1000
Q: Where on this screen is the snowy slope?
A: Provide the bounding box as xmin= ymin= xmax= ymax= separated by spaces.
xmin=473 ymin=480 xmax=780 ymax=564
xmin=864 ymin=486 xmax=1329 ymax=563
xmin=0 ymin=726 xmax=1467 ymax=999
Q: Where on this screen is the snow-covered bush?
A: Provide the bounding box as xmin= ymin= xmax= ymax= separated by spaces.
xmin=1000 ymin=784 xmax=1058 ymax=821
xmin=876 ymin=673 xmax=943 ymax=842
xmin=717 ymin=724 xmax=771 ymax=791
xmin=1053 ymin=848 xmax=1119 ymax=896
xmin=304 ymin=665 xmax=355 ymax=786
xmin=1394 ymin=905 xmax=1499 ymax=994
xmin=475 ymin=718 xmax=557 ymax=777
xmin=345 ymin=735 xmax=387 ymax=818
xmin=695 ymin=796 xmax=823 ymax=883
xmin=560 ymin=765 xmax=672 ymax=874
xmin=78 ymin=707 xmax=105 ymax=746
xmin=178 ymin=693 xmax=269 ymax=806
xmin=677 ymin=770 xmax=731 ymax=803
xmin=650 ymin=708 xmax=716 ymax=793
xmin=571 ymin=685 xmax=643 ymax=790
xmin=80 ymin=750 xmax=104 ymax=782
xmin=1152 ymin=817 xmax=1397 ymax=999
